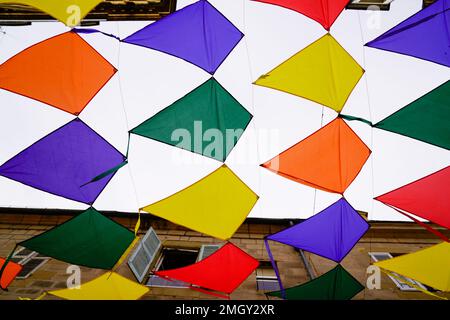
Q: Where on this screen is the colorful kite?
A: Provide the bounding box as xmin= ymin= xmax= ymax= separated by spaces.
xmin=254 ymin=34 xmax=364 ymax=113
xmin=141 ymin=165 xmax=258 ymax=240
xmin=48 ymin=272 xmax=149 ymax=300
xmin=366 ymin=0 xmax=450 ymax=67
xmin=375 ymin=166 xmax=450 ymax=230
xmin=0 ymin=257 xmax=22 ymax=290
xmin=267 ymin=264 xmax=364 ymax=300
xmin=122 ymin=0 xmax=243 ymax=74
xmin=375 ymin=242 xmax=450 ymax=293
xmin=131 ymin=78 xmax=252 ymax=162
xmin=374 ymin=80 xmax=450 ymax=150
xmin=18 ymin=208 xmax=135 ymax=269
xmin=261 ymin=118 xmax=371 ymax=194
xmin=155 ymin=242 xmax=259 ymax=298
xmin=266 ymin=198 xmax=369 ymax=263
xmin=0 ymin=118 xmax=126 ymax=205
xmin=252 ymin=0 xmax=349 ymax=30
xmin=0 ymin=0 xmax=102 ymax=27
xmin=0 ymin=31 xmax=116 ymax=115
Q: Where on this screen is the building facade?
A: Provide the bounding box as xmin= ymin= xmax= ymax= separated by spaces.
xmin=0 ymin=208 xmax=448 ymax=300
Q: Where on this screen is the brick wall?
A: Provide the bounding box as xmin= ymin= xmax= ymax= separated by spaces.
xmin=0 ymin=211 xmax=449 ymax=300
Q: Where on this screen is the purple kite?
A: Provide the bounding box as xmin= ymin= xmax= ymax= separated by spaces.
xmin=122 ymin=0 xmax=243 ymax=74
xmin=366 ymin=0 xmax=450 ymax=67
xmin=266 ymin=198 xmax=369 ymax=263
xmin=0 ymin=119 xmax=125 ymax=205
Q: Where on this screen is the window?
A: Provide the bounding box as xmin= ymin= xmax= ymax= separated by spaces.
xmin=128 ymin=230 xmax=223 ymax=288
xmin=197 ymin=244 xmax=221 ymax=262
xmin=369 ymin=252 xmax=428 ymax=291
xmin=128 ymin=227 xmax=162 ymax=283
xmin=347 ymin=0 xmax=394 ymax=10
xmin=10 ymin=247 xmax=49 ymax=279
xmin=147 ymin=244 xmax=222 ymax=288
xmin=147 ymin=248 xmax=199 ymax=288
xmin=256 ymin=261 xmax=280 ymax=292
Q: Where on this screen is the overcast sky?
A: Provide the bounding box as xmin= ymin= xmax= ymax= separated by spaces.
xmin=0 ymin=0 xmax=449 ymax=222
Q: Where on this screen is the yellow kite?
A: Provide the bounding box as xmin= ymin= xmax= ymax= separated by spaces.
xmin=141 ymin=165 xmax=259 ymax=240
xmin=0 ymin=0 xmax=102 ymax=27
xmin=254 ymin=34 xmax=364 ymax=113
xmin=48 ymin=272 xmax=149 ymax=300
xmin=375 ymin=242 xmax=450 ymax=293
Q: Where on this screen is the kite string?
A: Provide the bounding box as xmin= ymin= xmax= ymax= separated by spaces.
xmin=115 ymin=22 xmax=142 ymax=225
xmin=242 ymin=0 xmax=263 ymax=213
xmin=312 ymin=106 xmax=325 ymax=215
xmin=357 ymin=10 xmax=376 ymax=300
xmin=357 ymin=11 xmax=376 ymax=213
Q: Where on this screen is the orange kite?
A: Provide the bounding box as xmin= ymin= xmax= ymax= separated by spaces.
xmin=0 ymin=31 xmax=117 ymax=115
xmin=261 ymin=118 xmax=371 ymax=194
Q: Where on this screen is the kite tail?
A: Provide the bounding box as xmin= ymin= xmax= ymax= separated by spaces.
xmin=0 ymin=244 xmax=18 ymax=290
xmin=80 ymin=160 xmax=128 ymax=187
xmin=112 ymin=236 xmax=140 ymax=272
xmin=134 ymin=211 xmax=141 ymax=236
xmin=189 ymin=286 xmax=230 ymax=300
xmin=339 ymin=114 xmax=373 ymax=126
xmin=71 ymin=28 xmax=121 ymax=41
xmin=19 ymin=291 xmax=47 ymax=300
xmin=264 ymin=238 xmax=286 ymax=299
xmin=81 ymin=133 xmax=131 ymax=188
xmin=387 ymin=205 xmax=449 ymax=242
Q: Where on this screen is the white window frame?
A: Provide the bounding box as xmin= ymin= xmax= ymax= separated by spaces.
xmin=369 ymin=252 xmax=428 ymax=291
xmin=197 ymin=244 xmax=221 ymax=262
xmin=11 ymin=248 xmax=49 ymax=279
xmin=128 ymin=227 xmax=161 ymax=283
xmin=255 ymin=261 xmax=280 ymax=292
xmin=256 ymin=276 xmax=280 ymax=292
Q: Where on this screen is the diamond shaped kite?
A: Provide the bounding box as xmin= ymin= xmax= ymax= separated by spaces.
xmin=19 ymin=208 xmax=135 ymax=270
xmin=375 ymin=242 xmax=450 ymax=293
xmin=156 ymin=242 xmax=259 ymax=297
xmin=267 ymin=265 xmax=364 ymax=300
xmin=122 ymin=0 xmax=243 ymax=74
xmin=131 ymin=78 xmax=253 ymax=162
xmin=261 ymin=118 xmax=371 ymax=194
xmin=252 ymin=0 xmax=350 ymax=30
xmin=0 ymin=118 xmax=126 ymax=205
xmin=0 ymin=31 xmax=117 ymax=115
xmin=375 ymin=80 xmax=450 ymax=150
xmin=266 ymin=198 xmax=369 ymax=263
xmin=366 ymin=0 xmax=450 ymax=67
xmin=375 ymin=166 xmax=450 ymax=229
xmin=141 ymin=165 xmax=259 ymax=240
xmin=254 ymin=34 xmax=364 ymax=113
xmin=0 ymin=0 xmax=102 ymax=27
xmin=49 ymin=272 xmax=149 ymax=300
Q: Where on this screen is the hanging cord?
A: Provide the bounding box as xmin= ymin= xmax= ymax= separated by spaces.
xmin=115 ymin=22 xmax=143 ymax=234
xmin=312 ymin=106 xmax=325 ymax=215
xmin=357 ymin=9 xmax=377 ymax=300
xmin=242 ymin=0 xmax=263 ymax=216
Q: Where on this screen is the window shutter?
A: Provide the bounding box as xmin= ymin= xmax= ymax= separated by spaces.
xmin=197 ymin=244 xmax=221 ymax=262
xmin=128 ymin=227 xmax=161 ymax=283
